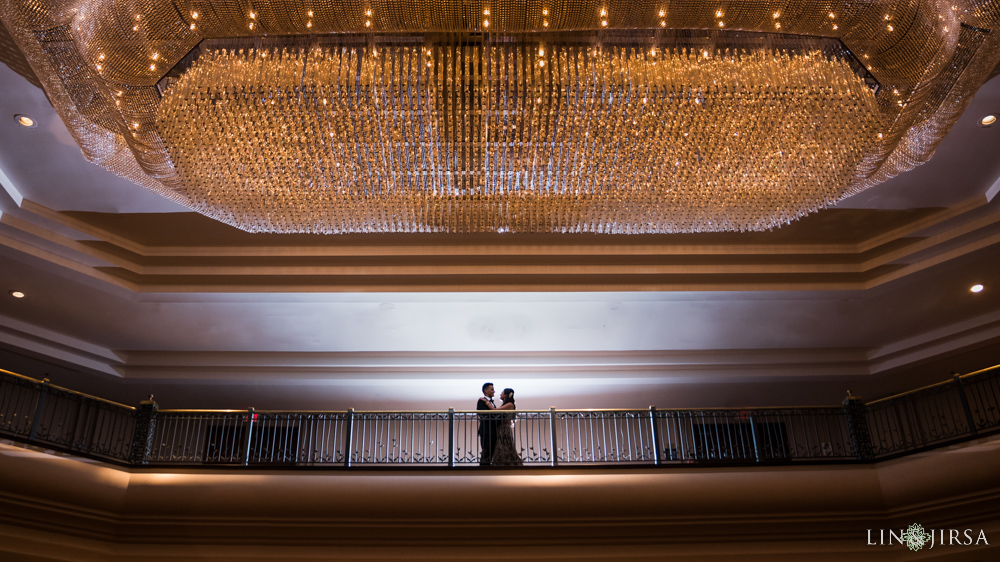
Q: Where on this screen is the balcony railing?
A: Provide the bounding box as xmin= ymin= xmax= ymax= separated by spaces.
xmin=1 ymin=365 xmax=998 ymax=468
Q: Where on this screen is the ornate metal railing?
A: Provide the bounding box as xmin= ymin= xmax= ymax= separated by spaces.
xmin=0 ymin=371 xmax=135 ymax=463
xmin=1 ymin=365 xmax=999 ymax=468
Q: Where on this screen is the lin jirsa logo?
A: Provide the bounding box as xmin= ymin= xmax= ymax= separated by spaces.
xmin=868 ymin=523 xmax=989 ymax=551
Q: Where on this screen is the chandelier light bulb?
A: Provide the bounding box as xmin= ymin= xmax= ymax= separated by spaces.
xmin=3 ymin=0 xmax=994 ymax=235
xmin=9 ymin=291 xmax=25 ymax=299
xmin=971 ymin=284 xmax=985 ymax=293
xmin=148 ymin=38 xmax=884 ymax=233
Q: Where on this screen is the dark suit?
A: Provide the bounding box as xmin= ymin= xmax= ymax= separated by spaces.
xmin=477 ymin=398 xmax=498 ymax=465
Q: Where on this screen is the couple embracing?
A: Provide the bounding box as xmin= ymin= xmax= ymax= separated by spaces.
xmin=476 ymin=382 xmax=523 ymax=466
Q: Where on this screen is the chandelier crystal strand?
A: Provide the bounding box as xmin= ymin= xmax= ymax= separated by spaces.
xmin=2 ymin=1 xmax=999 ymax=233
xmin=154 ymin=41 xmax=881 ymax=233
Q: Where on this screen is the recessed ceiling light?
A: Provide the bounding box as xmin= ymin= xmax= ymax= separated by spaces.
xmin=981 ymin=115 xmax=997 ymax=127
xmin=9 ymin=290 xmax=25 ymax=298
xmin=970 ymin=284 xmax=984 ymax=293
xmin=15 ymin=114 xmax=36 ymax=128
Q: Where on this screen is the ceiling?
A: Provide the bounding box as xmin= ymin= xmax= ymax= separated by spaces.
xmin=1 ymin=22 xmax=1000 ymax=411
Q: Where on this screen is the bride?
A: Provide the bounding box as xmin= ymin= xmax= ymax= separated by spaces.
xmin=484 ymin=388 xmax=523 ymax=466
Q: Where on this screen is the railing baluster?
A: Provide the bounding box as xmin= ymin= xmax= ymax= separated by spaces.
xmin=549 ymin=407 xmax=558 ymax=467
xmin=649 ymin=407 xmax=661 ymax=465
xmin=344 ymin=408 xmax=355 ymax=467
xmin=570 ymin=414 xmax=578 ymax=463
xmin=242 ymin=408 xmax=255 ymax=466
xmin=953 ymin=373 xmax=978 ymax=437
xmin=749 ymin=411 xmax=760 ymax=462
xmin=448 ymin=408 xmax=455 ymax=468
xmin=28 ymin=378 xmax=50 ymax=441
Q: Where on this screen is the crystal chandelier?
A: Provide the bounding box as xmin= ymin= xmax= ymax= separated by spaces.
xmin=2 ymin=1 xmax=999 ymax=234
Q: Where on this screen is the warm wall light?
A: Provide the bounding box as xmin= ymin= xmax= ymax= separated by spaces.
xmin=970 ymin=284 xmax=984 ymax=293
xmin=9 ymin=291 xmax=25 ymax=298
xmin=981 ymin=115 xmax=997 ymax=127
xmin=15 ymin=114 xmax=35 ymax=128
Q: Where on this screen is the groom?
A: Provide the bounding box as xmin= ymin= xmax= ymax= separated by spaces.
xmin=477 ymin=382 xmax=498 ymax=465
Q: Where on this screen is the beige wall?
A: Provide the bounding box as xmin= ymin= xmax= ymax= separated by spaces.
xmin=0 ymin=438 xmax=998 ymax=561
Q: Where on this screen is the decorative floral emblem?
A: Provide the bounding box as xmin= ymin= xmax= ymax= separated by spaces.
xmin=901 ymin=523 xmax=931 ymax=551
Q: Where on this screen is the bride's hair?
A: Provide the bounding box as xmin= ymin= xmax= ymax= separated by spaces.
xmin=502 ymin=388 xmax=515 ymax=405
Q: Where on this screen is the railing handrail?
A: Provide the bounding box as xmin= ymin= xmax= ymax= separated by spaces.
xmin=0 ymin=368 xmax=135 ymax=410
xmin=118 ymin=403 xmax=931 ymax=415
xmin=866 ymin=364 xmax=1000 ymax=405
xmin=155 ymin=406 xmax=850 ymax=415
xmin=4 ymin=363 xmax=997 ymax=413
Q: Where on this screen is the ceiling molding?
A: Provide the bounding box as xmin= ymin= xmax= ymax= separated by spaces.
xmin=111 ymin=348 xmax=872 ymax=382
xmin=0 ymin=305 xmax=987 ymax=382
xmin=988 ymin=174 xmax=1000 ymax=203
xmin=0 ymin=198 xmax=996 ymax=292
xmin=868 ymin=310 xmax=1000 ymax=373
xmin=0 ymin=164 xmax=23 ymax=210
xmin=0 ymin=232 xmax=133 ymax=291
xmin=853 ymin=195 xmax=989 ymax=253
xmin=104 ymin=312 xmax=1000 ymax=380
xmin=0 ymin=317 xmax=122 ymax=376
xmin=863 ymin=229 xmax=1000 ymax=289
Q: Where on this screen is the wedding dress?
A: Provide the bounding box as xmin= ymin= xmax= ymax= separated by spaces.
xmin=491 ymin=407 xmax=523 ymax=466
